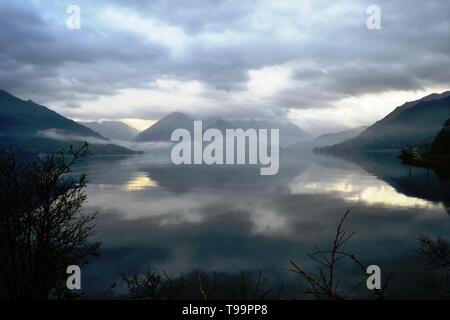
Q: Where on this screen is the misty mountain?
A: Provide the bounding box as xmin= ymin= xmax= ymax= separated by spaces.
xmin=322 ymin=91 xmax=450 ymax=152
xmin=290 ymin=126 xmax=368 ymax=150
xmin=134 ymin=111 xmax=310 ymax=146
xmin=0 ymin=89 xmax=105 ymax=139
xmin=134 ymin=112 xmax=195 ymax=142
xmin=0 ymin=89 xmax=140 ymax=155
xmin=206 ymin=118 xmax=310 ymax=147
xmin=80 ymin=121 xmax=139 ymax=141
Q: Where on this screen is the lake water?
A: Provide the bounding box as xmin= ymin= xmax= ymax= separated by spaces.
xmin=74 ymin=149 xmax=450 ymax=299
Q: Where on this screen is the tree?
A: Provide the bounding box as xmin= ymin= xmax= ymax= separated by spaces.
xmin=417 ymin=234 xmax=450 ymax=294
xmin=431 ymin=119 xmax=450 ymax=155
xmin=287 ymin=211 xmax=366 ymax=299
xmin=0 ymin=143 xmax=99 ymax=300
xmin=287 ymin=210 xmax=393 ymax=300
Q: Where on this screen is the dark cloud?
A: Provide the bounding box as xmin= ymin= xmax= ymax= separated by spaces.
xmin=0 ymin=0 xmax=449 ymax=126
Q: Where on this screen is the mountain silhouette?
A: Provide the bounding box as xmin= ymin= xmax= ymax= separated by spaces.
xmin=0 ymin=89 xmax=105 ymax=139
xmin=0 ymin=89 xmax=140 ymax=155
xmin=134 ymin=112 xmax=195 ymax=142
xmin=321 ymin=91 xmax=450 ymax=152
xmin=134 ymin=111 xmax=310 ymax=146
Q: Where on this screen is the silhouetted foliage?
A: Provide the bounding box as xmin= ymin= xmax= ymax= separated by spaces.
xmin=399 ymin=148 xmax=415 ymax=162
xmin=431 ymin=119 xmax=450 ymax=155
xmin=417 ymin=234 xmax=450 ymax=294
xmin=196 ymin=270 xmax=279 ymax=300
xmin=287 ymin=211 xmax=365 ymax=299
xmin=121 ymin=268 xmax=184 ymax=300
xmin=287 ymin=210 xmax=393 ymax=300
xmin=0 ymin=143 xmax=99 ymax=299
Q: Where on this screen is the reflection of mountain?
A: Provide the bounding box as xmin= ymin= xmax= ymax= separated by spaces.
xmin=80 ymin=121 xmax=139 ymax=141
xmin=289 ymin=165 xmax=437 ymax=209
xmin=80 ymin=149 xmax=450 ymax=210
xmin=322 ymin=91 xmax=450 ymax=152
xmin=79 ymin=151 xmax=305 ymax=194
xmin=336 ymin=152 xmax=450 ymax=212
xmin=0 ymin=89 xmax=139 ymax=155
xmin=134 ymin=112 xmax=310 ymax=147
xmin=138 ymin=152 xmax=306 ymax=194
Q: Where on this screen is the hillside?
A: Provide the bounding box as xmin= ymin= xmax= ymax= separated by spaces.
xmin=0 ymin=89 xmax=105 ymax=139
xmin=134 ymin=112 xmax=195 ymax=142
xmin=322 ymin=91 xmax=450 ymax=152
xmin=0 ymin=90 xmax=140 ymax=155
xmin=290 ymin=126 xmax=367 ymax=150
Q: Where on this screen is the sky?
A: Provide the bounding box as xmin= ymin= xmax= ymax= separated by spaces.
xmin=0 ymin=0 xmax=449 ymax=135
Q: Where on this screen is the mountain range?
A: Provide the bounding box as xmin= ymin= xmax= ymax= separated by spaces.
xmin=134 ymin=112 xmax=310 ymax=147
xmin=320 ymin=91 xmax=450 ymax=152
xmin=0 ymin=90 xmax=140 ymax=155
xmin=2 ymin=87 xmax=450 ymax=157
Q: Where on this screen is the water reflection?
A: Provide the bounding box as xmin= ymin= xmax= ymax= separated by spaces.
xmin=125 ymin=173 xmax=158 ymax=191
xmin=289 ymin=166 xmax=439 ymax=209
xmin=337 ymin=152 xmax=450 ymax=213
xmin=74 ymin=150 xmax=450 ymax=298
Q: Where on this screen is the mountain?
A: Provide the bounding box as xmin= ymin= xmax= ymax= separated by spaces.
xmin=0 ymin=89 xmax=140 ymax=155
xmin=290 ymin=126 xmax=367 ymax=150
xmin=322 ymin=91 xmax=450 ymax=152
xmin=80 ymin=120 xmax=139 ymax=141
xmin=0 ymin=89 xmax=105 ymax=139
xmin=135 ymin=111 xmax=310 ymax=146
xmin=223 ymin=119 xmax=309 ymax=147
xmin=203 ymin=118 xmax=310 ymax=147
xmin=134 ymin=112 xmax=195 ymax=142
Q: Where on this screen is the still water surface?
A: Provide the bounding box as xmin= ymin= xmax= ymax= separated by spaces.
xmin=74 ymin=149 xmax=450 ymax=298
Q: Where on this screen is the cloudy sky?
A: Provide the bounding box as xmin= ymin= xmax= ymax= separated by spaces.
xmin=1 ymin=0 xmax=449 ymax=135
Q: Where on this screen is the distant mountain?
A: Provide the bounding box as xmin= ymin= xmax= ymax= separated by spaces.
xmin=290 ymin=126 xmax=367 ymax=150
xmin=135 ymin=112 xmax=195 ymax=142
xmin=0 ymin=89 xmax=105 ymax=139
xmin=135 ymin=111 xmax=310 ymax=146
xmin=322 ymin=91 xmax=450 ymax=152
xmin=0 ymin=89 xmax=140 ymax=155
xmin=212 ymin=118 xmax=310 ymax=147
xmin=80 ymin=120 xmax=139 ymax=141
